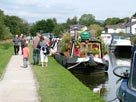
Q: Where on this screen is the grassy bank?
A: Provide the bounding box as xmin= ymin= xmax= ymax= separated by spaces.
xmin=30 ymin=48 xmax=105 ymax=102
xmin=0 ymin=43 xmax=13 ymax=77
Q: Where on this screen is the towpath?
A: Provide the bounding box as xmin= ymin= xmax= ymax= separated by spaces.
xmin=0 ymin=55 xmax=39 ymax=102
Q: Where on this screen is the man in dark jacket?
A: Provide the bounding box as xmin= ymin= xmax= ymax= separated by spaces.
xmin=12 ymin=34 xmax=20 ymax=55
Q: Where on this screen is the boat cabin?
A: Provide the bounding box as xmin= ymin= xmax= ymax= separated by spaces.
xmin=58 ymin=31 xmax=106 ymax=59
xmin=75 ymin=41 xmax=102 ymax=58
xmin=71 ymin=31 xmax=103 ymax=58
xmin=116 ymin=45 xmax=136 ymax=102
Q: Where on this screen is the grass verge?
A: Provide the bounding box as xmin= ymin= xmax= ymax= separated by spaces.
xmin=0 ymin=43 xmax=13 ymax=78
xmin=29 ymin=46 xmax=105 ymax=102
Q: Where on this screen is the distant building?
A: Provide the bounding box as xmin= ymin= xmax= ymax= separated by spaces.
xmin=125 ymin=21 xmax=136 ymax=35
xmin=104 ymin=23 xmax=125 ymax=34
xmin=103 ymin=17 xmax=136 ymax=36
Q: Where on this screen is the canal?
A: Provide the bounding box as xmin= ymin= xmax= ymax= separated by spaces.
xmin=70 ymin=52 xmax=131 ymax=102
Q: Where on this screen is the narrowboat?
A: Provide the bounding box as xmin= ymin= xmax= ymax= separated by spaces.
xmin=113 ymin=45 xmax=136 ymax=102
xmin=101 ymin=34 xmax=132 ymax=58
xmin=54 ymin=31 xmax=109 ymax=71
xmin=109 ymin=35 xmax=132 ymax=56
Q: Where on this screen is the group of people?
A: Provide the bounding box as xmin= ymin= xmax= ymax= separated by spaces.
xmin=12 ymin=32 xmax=51 ymax=68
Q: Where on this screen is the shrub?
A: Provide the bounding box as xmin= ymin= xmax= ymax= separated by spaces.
xmin=130 ymin=35 xmax=136 ymax=45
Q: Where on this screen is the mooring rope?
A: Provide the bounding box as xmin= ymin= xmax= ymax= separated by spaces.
xmin=67 ymin=57 xmax=89 ymax=70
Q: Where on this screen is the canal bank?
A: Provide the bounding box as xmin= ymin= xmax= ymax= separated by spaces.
xmin=31 ymin=56 xmax=105 ymax=102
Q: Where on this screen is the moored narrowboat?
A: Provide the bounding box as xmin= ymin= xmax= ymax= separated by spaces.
xmin=54 ymin=31 xmax=109 ymax=71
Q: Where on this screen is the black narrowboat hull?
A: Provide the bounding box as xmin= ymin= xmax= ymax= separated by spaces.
xmin=54 ymin=53 xmax=109 ymax=71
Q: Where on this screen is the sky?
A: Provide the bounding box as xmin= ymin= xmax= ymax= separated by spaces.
xmin=0 ymin=0 xmax=136 ymax=23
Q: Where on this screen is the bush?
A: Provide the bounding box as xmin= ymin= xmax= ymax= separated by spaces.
xmin=60 ymin=41 xmax=69 ymax=52
xmin=62 ymin=34 xmax=71 ymax=43
xmin=0 ymin=23 xmax=12 ymax=40
xmin=92 ymin=49 xmax=99 ymax=55
xmin=60 ymin=34 xmax=72 ymax=52
xmin=131 ymin=35 xmax=136 ymax=45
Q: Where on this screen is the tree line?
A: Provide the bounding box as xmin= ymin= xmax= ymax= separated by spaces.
xmin=0 ymin=9 xmax=29 ymax=40
xmin=0 ymin=8 xmax=136 ymax=40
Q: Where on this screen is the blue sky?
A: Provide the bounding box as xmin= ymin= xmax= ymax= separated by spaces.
xmin=0 ymin=0 xmax=136 ymax=23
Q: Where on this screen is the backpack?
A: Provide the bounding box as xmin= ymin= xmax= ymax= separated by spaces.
xmin=42 ymin=47 xmax=50 ymax=55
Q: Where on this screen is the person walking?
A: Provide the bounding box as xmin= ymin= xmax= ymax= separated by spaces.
xmin=20 ymin=35 xmax=26 ymax=54
xmin=12 ymin=34 xmax=20 ymax=55
xmin=39 ymin=36 xmax=48 ymax=67
xmin=22 ymin=43 xmax=30 ymax=68
xmin=32 ymin=32 xmax=40 ymax=65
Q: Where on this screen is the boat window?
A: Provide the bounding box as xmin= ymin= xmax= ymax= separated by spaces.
xmin=119 ymin=36 xmax=125 ymax=39
xmin=113 ymin=36 xmax=119 ymax=39
xmin=129 ymin=51 xmax=136 ymax=90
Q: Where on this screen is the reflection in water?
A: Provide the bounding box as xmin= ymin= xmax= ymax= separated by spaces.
xmin=70 ymin=70 xmax=108 ymax=90
xmin=70 ymin=69 xmax=109 ymax=99
xmin=109 ymin=52 xmax=131 ymax=67
xmin=70 ymin=69 xmax=108 ymax=98
xmin=70 ymin=52 xmax=131 ymax=102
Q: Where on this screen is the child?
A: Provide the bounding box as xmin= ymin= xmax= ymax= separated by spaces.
xmin=22 ymin=43 xmax=30 ymax=68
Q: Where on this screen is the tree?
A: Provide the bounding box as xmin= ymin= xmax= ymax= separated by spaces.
xmin=66 ymin=18 xmax=71 ymax=25
xmin=0 ymin=9 xmax=12 ymax=40
xmin=0 ymin=9 xmax=5 ymax=24
xmin=20 ymin=22 xmax=29 ymax=35
xmin=35 ymin=19 xmax=47 ymax=33
xmin=52 ymin=18 xmax=57 ymax=25
xmin=118 ymin=17 xmax=129 ymax=24
xmin=0 ymin=9 xmax=30 ymax=39
xmin=46 ymin=19 xmax=56 ymax=33
xmin=89 ymin=24 xmax=102 ymax=37
xmin=30 ymin=24 xmax=37 ymax=36
xmin=66 ymin=16 xmax=78 ymax=25
xmin=132 ymin=12 xmax=136 ymax=17
xmin=79 ymin=14 xmax=95 ymax=26
xmin=4 ymin=15 xmax=29 ymax=35
xmin=103 ymin=17 xmax=122 ymax=26
xmin=0 ymin=23 xmax=5 ymax=39
xmin=53 ymin=24 xmax=64 ymax=37
xmin=30 ymin=18 xmax=57 ymax=35
xmin=0 ymin=22 xmax=12 ymax=40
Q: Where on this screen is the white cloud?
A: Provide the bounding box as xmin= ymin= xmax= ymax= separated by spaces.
xmin=1 ymin=0 xmax=136 ymax=23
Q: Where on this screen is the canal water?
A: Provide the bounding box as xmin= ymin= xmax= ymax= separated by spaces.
xmin=70 ymin=52 xmax=131 ymax=102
